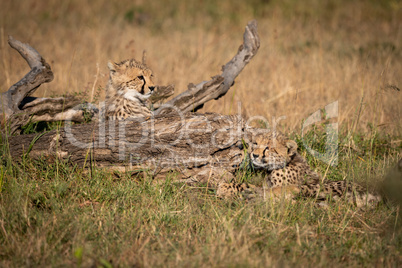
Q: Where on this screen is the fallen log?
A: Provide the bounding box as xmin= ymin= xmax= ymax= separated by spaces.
xmin=8 ymin=113 xmax=267 ymax=184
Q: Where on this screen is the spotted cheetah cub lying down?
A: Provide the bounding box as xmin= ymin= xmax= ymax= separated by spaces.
xmin=217 ymin=134 xmax=381 ymax=208
xmin=105 ymin=59 xmax=155 ymax=120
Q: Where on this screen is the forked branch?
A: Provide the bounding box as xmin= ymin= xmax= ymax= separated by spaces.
xmin=0 ymin=37 xmax=97 ymax=134
xmin=1 ymin=36 xmax=54 ymax=121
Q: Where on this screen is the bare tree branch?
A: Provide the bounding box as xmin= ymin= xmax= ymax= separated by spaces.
xmin=0 ymin=37 xmax=96 ymax=134
xmin=1 ymin=36 xmax=54 ymax=121
xmin=156 ymin=20 xmax=260 ymax=114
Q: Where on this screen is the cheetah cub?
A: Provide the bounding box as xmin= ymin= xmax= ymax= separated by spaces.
xmin=105 ymin=59 xmax=155 ymax=120
xmin=217 ymin=134 xmax=381 ymax=208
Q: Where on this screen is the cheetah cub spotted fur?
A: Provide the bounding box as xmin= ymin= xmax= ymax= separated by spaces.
xmin=217 ymin=134 xmax=381 ymax=208
xmin=105 ymin=59 xmax=155 ymax=120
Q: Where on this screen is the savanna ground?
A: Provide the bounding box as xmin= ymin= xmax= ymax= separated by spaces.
xmin=1 ymin=0 xmax=402 ymax=266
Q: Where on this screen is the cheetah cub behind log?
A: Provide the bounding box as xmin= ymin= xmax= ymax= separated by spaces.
xmin=217 ymin=134 xmax=381 ymax=208
xmin=105 ymin=59 xmax=155 ymax=120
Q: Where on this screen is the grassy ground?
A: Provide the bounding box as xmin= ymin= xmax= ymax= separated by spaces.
xmin=0 ymin=132 xmax=401 ymax=267
xmin=1 ymin=0 xmax=402 ymax=266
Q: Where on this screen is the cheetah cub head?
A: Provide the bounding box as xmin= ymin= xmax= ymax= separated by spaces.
xmin=249 ymin=134 xmax=298 ymax=171
xmin=107 ymin=59 xmax=155 ymax=102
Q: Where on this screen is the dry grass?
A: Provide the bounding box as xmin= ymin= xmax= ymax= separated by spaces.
xmin=0 ymin=0 xmax=402 ymax=266
xmin=1 ymin=0 xmax=401 ymax=134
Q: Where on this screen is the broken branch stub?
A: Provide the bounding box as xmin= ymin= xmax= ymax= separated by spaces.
xmin=149 ymin=84 xmax=175 ymax=104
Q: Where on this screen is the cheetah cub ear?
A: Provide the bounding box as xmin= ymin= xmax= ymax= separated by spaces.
xmin=107 ymin=61 xmax=118 ymax=74
xmin=286 ymin=140 xmax=298 ymax=156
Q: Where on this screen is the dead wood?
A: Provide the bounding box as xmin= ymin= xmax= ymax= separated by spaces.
xmin=1 ymin=37 xmax=53 ymax=131
xmin=1 ymin=20 xmax=259 ymax=134
xmin=156 ymin=20 xmax=260 ymax=115
xmin=8 ymin=113 xmax=257 ymax=183
xmin=149 ymin=84 xmax=175 ymax=106
xmin=0 ymin=37 xmax=96 ymax=134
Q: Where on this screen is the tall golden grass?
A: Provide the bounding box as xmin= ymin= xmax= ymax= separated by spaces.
xmin=1 ymin=0 xmax=401 ymax=134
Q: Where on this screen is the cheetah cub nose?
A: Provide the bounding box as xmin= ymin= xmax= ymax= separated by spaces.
xmin=252 ymin=153 xmax=259 ymax=158
xmin=149 ymin=86 xmax=155 ymax=92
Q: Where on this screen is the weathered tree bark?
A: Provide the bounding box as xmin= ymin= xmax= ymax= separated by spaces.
xmin=0 ymin=37 xmax=100 ymax=134
xmin=8 ymin=113 xmax=260 ymax=183
xmin=1 ymin=20 xmax=260 ymax=134
xmin=148 ymin=84 xmax=175 ymax=108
